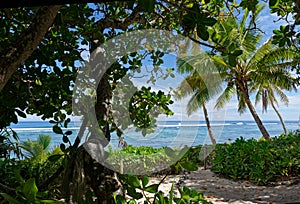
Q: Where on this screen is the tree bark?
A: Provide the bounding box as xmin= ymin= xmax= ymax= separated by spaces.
xmin=271 ymin=100 xmax=287 ymax=134
xmin=0 ymin=5 xmax=61 ymax=92
xmin=241 ymin=88 xmax=271 ymax=140
xmin=202 ymin=103 xmax=216 ymax=144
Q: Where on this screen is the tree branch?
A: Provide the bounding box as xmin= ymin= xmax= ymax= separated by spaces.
xmin=94 ymin=5 xmax=146 ymax=31
xmin=0 ymin=5 xmax=61 ymax=92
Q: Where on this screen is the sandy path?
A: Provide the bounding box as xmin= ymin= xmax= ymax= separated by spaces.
xmin=146 ymin=167 xmax=300 ymax=204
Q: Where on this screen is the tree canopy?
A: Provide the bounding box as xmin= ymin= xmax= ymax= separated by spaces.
xmin=0 ymin=0 xmax=299 ymax=202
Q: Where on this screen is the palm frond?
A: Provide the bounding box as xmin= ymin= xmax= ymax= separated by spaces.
xmin=215 ymin=85 xmax=236 ymax=109
xmin=237 ymin=92 xmax=247 ymax=113
xmin=186 ymin=90 xmax=202 ymax=115
xmin=37 ymin=134 xmax=51 ymax=151
xmin=247 ymin=37 xmax=273 ymax=69
xmin=273 ymin=85 xmax=289 ymax=105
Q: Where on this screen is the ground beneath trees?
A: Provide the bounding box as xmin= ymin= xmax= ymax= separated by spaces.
xmin=146 ymin=167 xmax=300 ymax=204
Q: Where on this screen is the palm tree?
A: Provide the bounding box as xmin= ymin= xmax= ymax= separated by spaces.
xmin=249 ymin=58 xmax=298 ymax=134
xmin=176 ymin=51 xmax=222 ymax=144
xmin=19 ymin=134 xmax=52 ymax=162
xmin=211 ymin=7 xmax=300 ymax=140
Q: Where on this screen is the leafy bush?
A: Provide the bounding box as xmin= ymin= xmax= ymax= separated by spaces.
xmin=115 ymin=174 xmax=212 ymax=204
xmin=105 ymin=145 xmax=202 ymax=175
xmin=212 ymin=130 xmax=300 ymax=185
xmin=0 ymin=135 xmax=64 ymax=202
xmin=105 ymin=145 xmax=171 ymax=174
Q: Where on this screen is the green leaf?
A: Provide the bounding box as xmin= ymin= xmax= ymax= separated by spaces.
xmin=127 ymin=187 xmax=143 ymax=199
xmin=64 ymin=118 xmax=71 ymax=128
xmin=128 ymin=199 xmax=137 ymax=204
xmin=228 ymin=55 xmax=237 ymax=67
xmin=64 ymin=130 xmax=72 ymax=135
xmin=60 ymin=144 xmax=66 ymax=152
xmin=169 ymin=183 xmax=174 ymax=204
xmin=269 ymin=0 xmax=279 ymax=7
xmin=197 ymin=26 xmax=209 ymax=41
xmin=38 ymin=199 xmax=65 ymax=203
xmin=232 ymin=49 xmax=243 ymax=56
xmin=202 ymin=17 xmax=217 ymax=26
xmin=48 ymin=154 xmax=63 ymax=162
xmin=53 ymin=125 xmax=63 ymax=134
xmin=62 ymin=136 xmax=69 ymax=143
xmin=114 ymin=194 xmax=127 ymax=204
xmin=144 ymin=184 xmax=159 ymax=193
xmin=35 ymin=79 xmax=42 ymax=86
xmin=128 ymin=175 xmax=141 ymax=188
xmin=0 ymin=193 xmax=23 ymax=204
xmin=22 ymin=178 xmax=38 ymax=202
xmin=142 ymin=176 xmax=149 ymax=188
xmin=180 ymin=161 xmax=198 ymax=171
xmin=15 ymin=109 xmax=26 ymax=118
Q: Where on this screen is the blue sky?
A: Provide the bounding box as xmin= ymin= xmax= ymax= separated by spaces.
xmin=22 ymin=4 xmax=299 ymax=122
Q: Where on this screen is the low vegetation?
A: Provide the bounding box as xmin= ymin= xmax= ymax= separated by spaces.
xmin=1 ymin=130 xmax=299 ymax=203
xmin=212 ymin=130 xmax=300 ymax=185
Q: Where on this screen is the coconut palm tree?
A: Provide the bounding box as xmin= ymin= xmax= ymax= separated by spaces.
xmin=249 ymin=54 xmax=299 ymax=134
xmin=176 ymin=49 xmax=222 ymax=144
xmin=211 ymin=7 xmax=300 ymax=140
xmin=176 ymin=74 xmax=218 ymax=144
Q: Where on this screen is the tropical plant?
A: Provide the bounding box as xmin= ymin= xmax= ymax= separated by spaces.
xmin=19 ymin=134 xmax=52 ymax=162
xmin=1 ymin=1 xmax=299 ymax=202
xmin=0 ymin=128 xmax=20 ymax=159
xmin=210 ymin=6 xmax=300 ymax=140
xmin=175 ymin=32 xmax=222 ymax=144
xmin=0 ymin=177 xmax=64 ymax=204
xmin=212 ymin=130 xmax=300 ymax=185
xmin=249 ymin=61 xmax=299 ymax=134
xmin=175 ymin=73 xmax=219 ymax=144
xmin=115 ymin=165 xmax=209 ymax=203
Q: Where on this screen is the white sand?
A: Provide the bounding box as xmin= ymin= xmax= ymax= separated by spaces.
xmin=135 ymin=167 xmax=300 ymax=204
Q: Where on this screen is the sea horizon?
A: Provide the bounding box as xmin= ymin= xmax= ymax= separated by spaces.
xmin=7 ymin=120 xmax=299 ymax=150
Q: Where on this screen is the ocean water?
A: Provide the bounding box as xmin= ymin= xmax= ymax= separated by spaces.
xmin=9 ymin=120 xmax=300 ymax=150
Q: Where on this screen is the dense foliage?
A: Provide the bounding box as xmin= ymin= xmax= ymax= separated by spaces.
xmin=212 ymin=130 xmax=300 ymax=185
xmin=1 ymin=0 xmax=300 ymax=203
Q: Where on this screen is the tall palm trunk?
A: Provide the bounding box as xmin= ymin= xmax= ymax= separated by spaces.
xmin=241 ymin=89 xmax=271 ymax=140
xmin=270 ymin=100 xmax=287 ymax=134
xmin=202 ymin=103 xmax=216 ymax=144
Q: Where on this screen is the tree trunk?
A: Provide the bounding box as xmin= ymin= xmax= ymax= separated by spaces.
xmin=271 ymin=100 xmax=287 ymax=134
xmin=62 ymin=37 xmax=121 ymax=204
xmin=202 ymin=103 xmax=216 ymax=144
xmin=241 ymin=89 xmax=271 ymax=140
xmin=0 ymin=6 xmax=61 ymax=92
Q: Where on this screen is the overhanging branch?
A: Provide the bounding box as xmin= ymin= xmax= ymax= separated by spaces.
xmin=0 ymin=5 xmax=61 ymax=92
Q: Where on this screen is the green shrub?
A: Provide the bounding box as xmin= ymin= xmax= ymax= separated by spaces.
xmin=115 ymin=174 xmax=212 ymax=204
xmin=105 ymin=145 xmax=171 ymax=174
xmin=105 ymin=145 xmax=202 ymax=175
xmin=211 ymin=130 xmax=300 ymax=185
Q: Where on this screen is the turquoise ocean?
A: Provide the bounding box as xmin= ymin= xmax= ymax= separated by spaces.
xmin=10 ymin=120 xmax=300 ymax=150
